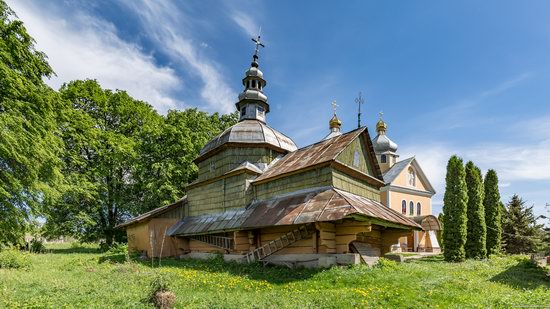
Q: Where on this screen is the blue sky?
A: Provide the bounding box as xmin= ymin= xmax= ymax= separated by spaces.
xmin=8 ymin=0 xmax=550 ymax=218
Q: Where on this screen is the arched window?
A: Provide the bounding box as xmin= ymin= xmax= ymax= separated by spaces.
xmin=409 ymin=201 xmax=414 ymax=216
xmin=408 ymin=167 xmax=416 ymax=186
xmin=401 ymin=200 xmax=407 ymax=215
xmin=417 ymin=202 xmax=421 ymax=216
xmin=381 ymin=154 xmax=387 ymax=163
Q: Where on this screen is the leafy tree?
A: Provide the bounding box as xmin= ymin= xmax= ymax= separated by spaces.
xmin=0 ymin=1 xmax=63 ymax=244
xmin=464 ymin=162 xmax=486 ymax=259
xmin=44 ymin=80 xmax=163 ymax=245
xmin=501 ymin=195 xmax=543 ymax=254
xmin=483 ymin=169 xmax=502 ymax=256
xmin=442 ymin=155 xmax=468 ymax=262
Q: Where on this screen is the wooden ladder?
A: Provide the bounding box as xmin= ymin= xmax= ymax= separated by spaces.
xmin=243 ymin=224 xmax=316 ymax=263
xmin=188 ymin=234 xmax=234 ymax=251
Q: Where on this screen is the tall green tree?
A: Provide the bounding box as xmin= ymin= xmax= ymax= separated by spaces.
xmin=0 ymin=1 xmax=63 ymax=244
xmin=44 ymin=79 xmax=163 ymax=245
xmin=483 ymin=169 xmax=502 ymax=256
xmin=442 ymin=155 xmax=468 ymax=262
xmin=464 ymin=162 xmax=486 ymax=259
xmin=502 ymin=195 xmax=544 ymax=254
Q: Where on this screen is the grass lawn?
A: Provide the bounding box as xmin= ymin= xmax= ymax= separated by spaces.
xmin=1 ymin=244 xmax=549 ymax=308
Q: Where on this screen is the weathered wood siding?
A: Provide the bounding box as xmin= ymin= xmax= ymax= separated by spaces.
xmin=197 ymin=147 xmax=280 ymax=181
xmin=188 ymin=173 xmax=255 ymax=216
xmin=335 ymin=135 xmax=375 ymax=176
xmin=260 ymin=225 xmax=317 ymax=255
xmin=127 ymin=221 xmax=150 ymax=254
xmin=254 ymin=167 xmax=333 ymax=200
xmin=334 ymin=220 xmax=372 ymax=253
xmin=316 ymin=222 xmax=336 ymax=253
xmin=332 ymin=170 xmax=380 ymax=201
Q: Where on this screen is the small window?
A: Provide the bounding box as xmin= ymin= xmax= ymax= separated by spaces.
xmin=417 ymin=202 xmax=421 ymax=216
xmin=241 ymin=106 xmax=246 ymax=117
xmin=252 ymin=80 xmax=257 ymax=88
xmin=209 ymin=162 xmax=216 ymax=172
xmin=258 ymin=105 xmax=264 ymax=114
xmin=409 ymin=201 xmax=414 ymax=216
xmin=381 ymin=154 xmax=387 ymax=163
xmin=402 ymin=200 xmax=407 ymax=215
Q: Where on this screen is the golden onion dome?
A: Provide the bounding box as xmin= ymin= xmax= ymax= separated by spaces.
xmin=329 ymin=114 xmax=342 ymax=129
xmin=376 ymin=119 xmax=387 ymax=133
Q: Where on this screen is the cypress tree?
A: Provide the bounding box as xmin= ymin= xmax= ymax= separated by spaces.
xmin=465 ymin=162 xmax=487 ymax=259
xmin=442 ymin=155 xmax=468 ymax=262
xmin=483 ymin=169 xmax=502 ymax=256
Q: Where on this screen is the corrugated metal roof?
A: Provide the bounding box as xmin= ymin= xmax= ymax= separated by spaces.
xmin=167 ymin=187 xmax=421 ymax=236
xmin=196 ymin=120 xmax=297 ymax=161
xmin=116 ymin=197 xmax=187 ymax=229
xmin=253 ymin=127 xmax=373 ymax=183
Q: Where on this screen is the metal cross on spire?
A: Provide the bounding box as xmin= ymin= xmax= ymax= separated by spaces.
xmin=251 ymin=27 xmax=265 ymax=60
xmin=355 ymin=92 xmax=364 ymax=128
xmin=331 ymin=100 xmax=339 ymax=115
xmin=379 ymin=111 xmax=384 ymax=119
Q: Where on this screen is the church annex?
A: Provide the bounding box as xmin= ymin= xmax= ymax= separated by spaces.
xmin=118 ymin=36 xmax=439 ymax=267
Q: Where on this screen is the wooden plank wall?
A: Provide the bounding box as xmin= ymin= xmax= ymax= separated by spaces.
xmin=197 ymin=147 xmax=277 ymax=181
xmin=255 ymin=167 xmax=333 ymax=200
xmin=335 ymin=135 xmax=375 ymax=176
xmin=334 ymin=220 xmax=372 ymax=253
xmin=316 ymin=222 xmax=336 ymax=253
xmin=148 ymin=218 xmax=180 ymax=257
xmin=127 ymin=221 xmax=150 ymax=254
xmin=188 ymin=173 xmax=255 ymax=216
xmin=332 ymin=170 xmax=380 ymax=201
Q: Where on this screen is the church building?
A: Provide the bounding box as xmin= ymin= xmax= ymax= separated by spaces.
xmin=118 ymin=36 xmax=440 ymax=267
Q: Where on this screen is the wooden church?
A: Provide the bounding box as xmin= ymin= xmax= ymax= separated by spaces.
xmin=118 ymin=36 xmax=440 ymax=267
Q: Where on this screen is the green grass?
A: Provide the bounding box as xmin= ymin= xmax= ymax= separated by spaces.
xmin=1 ymin=244 xmax=549 ymax=308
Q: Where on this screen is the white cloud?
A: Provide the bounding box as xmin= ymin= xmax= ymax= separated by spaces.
xmin=7 ymin=0 xmax=181 ymax=114
xmin=231 ymin=10 xmax=259 ymax=38
xmin=119 ymin=0 xmax=237 ymax=114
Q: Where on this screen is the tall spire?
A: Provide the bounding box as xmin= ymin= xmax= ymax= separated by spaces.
xmin=235 ymin=30 xmax=269 ymax=123
xmin=355 ymin=92 xmax=364 ymax=128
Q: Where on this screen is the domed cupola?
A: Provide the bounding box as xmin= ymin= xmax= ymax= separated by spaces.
xmin=372 ymin=112 xmax=399 ymax=172
xmin=323 ymin=100 xmax=343 ymax=140
xmin=235 ymin=36 xmax=269 ymax=123
xmin=195 ymin=34 xmax=297 ymax=163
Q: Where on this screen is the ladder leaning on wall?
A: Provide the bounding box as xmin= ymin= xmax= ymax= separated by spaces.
xmin=243 ymin=224 xmax=316 ymax=263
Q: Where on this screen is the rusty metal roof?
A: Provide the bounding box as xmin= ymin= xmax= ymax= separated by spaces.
xmin=253 ymin=127 xmax=382 ymax=184
xmin=167 ymin=187 xmax=420 ymax=236
xmin=116 ymin=197 xmax=187 ymax=229
xmin=195 ymin=120 xmax=297 ymax=162
xmin=413 ymin=215 xmax=441 ymax=231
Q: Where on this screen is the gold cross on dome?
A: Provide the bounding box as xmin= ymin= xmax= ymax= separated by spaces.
xmin=332 ymin=100 xmax=339 ymax=114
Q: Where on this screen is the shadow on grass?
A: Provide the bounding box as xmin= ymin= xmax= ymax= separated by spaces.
xmin=47 ymin=247 xmax=101 ymax=254
xmin=490 ymin=259 xmax=550 ymax=290
xmin=131 ymin=255 xmax=324 ymax=284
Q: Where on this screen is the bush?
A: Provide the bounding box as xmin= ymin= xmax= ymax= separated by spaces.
xmin=30 ymin=238 xmax=46 ymax=253
xmin=147 ymin=274 xmax=176 ymax=309
xmin=0 ymin=247 xmax=31 ymax=269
